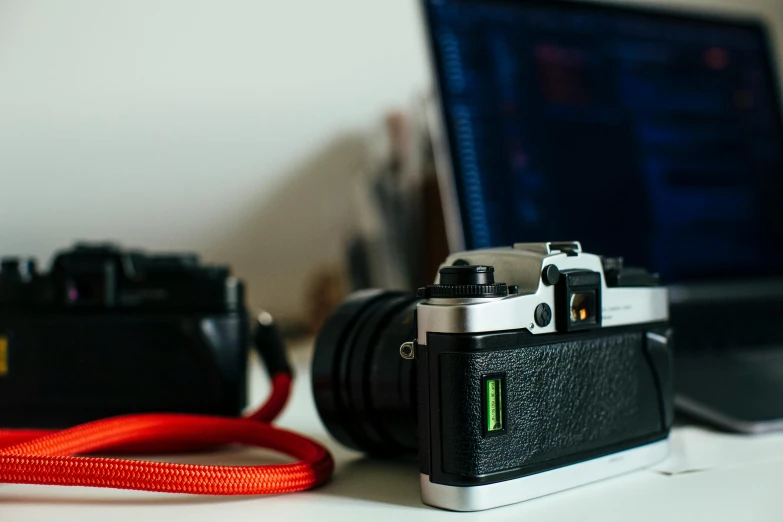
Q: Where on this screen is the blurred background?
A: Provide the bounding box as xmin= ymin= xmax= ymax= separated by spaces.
xmin=0 ymin=0 xmax=781 ymax=333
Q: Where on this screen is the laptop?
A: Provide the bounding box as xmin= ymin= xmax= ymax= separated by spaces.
xmin=421 ymin=0 xmax=783 ymax=432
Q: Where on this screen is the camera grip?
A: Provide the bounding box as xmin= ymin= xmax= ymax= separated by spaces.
xmin=428 ymin=329 xmax=666 ymax=484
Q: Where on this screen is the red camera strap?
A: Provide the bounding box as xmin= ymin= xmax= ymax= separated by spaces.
xmin=0 ymin=373 xmax=335 ymax=495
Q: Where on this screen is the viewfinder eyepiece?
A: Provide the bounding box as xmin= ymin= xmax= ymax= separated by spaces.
xmin=556 ymin=270 xmax=602 ymax=332
xmin=570 ymin=291 xmax=597 ymax=324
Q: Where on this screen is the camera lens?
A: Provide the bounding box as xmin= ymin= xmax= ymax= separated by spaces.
xmin=570 ymin=291 xmax=597 ymax=323
xmin=312 ymin=290 xmax=420 ymax=456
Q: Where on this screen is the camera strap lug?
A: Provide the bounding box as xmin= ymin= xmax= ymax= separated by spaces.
xmin=400 ymin=341 xmax=416 ymax=360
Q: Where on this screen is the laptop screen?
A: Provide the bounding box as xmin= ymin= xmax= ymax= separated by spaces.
xmin=424 ymin=0 xmax=783 ymax=283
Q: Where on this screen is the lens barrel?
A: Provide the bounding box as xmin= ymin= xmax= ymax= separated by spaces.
xmin=312 ymin=290 xmax=420 ymax=456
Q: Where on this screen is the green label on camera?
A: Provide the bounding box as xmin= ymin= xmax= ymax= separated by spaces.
xmin=486 ymin=378 xmax=502 ymax=432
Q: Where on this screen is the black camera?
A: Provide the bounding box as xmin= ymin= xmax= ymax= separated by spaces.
xmin=0 ymin=243 xmax=249 ymax=428
xmin=313 ymin=242 xmax=673 ymax=511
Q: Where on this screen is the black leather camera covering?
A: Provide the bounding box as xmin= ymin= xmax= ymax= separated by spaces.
xmin=420 ymin=325 xmax=672 ymax=486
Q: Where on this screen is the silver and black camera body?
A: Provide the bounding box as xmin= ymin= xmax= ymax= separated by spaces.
xmin=312 ymin=242 xmax=673 ymax=511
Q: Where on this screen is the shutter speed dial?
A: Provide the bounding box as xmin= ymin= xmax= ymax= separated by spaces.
xmin=418 ymin=265 xmax=509 ymax=299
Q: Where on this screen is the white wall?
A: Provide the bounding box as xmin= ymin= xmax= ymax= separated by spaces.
xmin=0 ymin=0 xmax=430 ymax=251
xmin=0 ymin=0 xmax=781 ymax=323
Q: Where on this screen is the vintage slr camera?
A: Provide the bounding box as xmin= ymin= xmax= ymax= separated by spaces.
xmin=0 ymin=243 xmax=249 ymax=428
xmin=313 ymin=242 xmax=673 ymax=511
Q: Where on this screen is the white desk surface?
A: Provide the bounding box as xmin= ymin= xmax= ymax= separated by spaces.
xmin=2 ymin=343 xmax=783 ymax=522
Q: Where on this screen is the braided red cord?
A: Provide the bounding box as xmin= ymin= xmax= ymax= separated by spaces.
xmin=0 ymin=373 xmax=334 ymax=494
